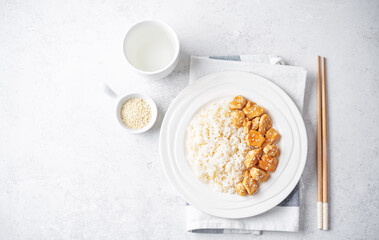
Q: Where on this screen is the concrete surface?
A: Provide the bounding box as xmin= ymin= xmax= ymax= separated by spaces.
xmin=0 ymin=0 xmax=378 ymax=239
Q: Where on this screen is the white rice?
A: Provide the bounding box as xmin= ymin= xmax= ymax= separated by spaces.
xmin=185 ymin=99 xmax=251 ymax=194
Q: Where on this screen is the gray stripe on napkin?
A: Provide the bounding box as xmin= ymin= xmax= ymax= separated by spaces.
xmin=209 ymin=55 xmax=241 ymax=61
xmin=278 ymin=183 xmax=299 ymax=206
xmin=189 ymin=229 xmax=224 ymax=234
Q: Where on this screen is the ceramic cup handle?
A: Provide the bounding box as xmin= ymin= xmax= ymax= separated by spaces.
xmin=101 ymin=82 xmax=117 ymax=99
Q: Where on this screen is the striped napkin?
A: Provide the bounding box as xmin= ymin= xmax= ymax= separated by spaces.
xmin=187 ymin=55 xmax=307 ymax=234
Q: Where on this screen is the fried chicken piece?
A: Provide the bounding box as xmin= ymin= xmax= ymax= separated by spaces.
xmin=231 ymin=110 xmax=245 ymax=128
xmin=229 ymin=95 xmax=247 ymax=110
xmin=242 ymin=170 xmax=259 ymax=195
xmin=258 ymin=154 xmax=278 ymax=172
xmin=243 ymin=101 xmax=265 ymax=120
xmin=243 ymin=118 xmax=252 ymax=133
xmin=263 ymin=144 xmax=280 ymax=157
xmin=244 ymin=148 xmax=263 ymax=169
xmin=258 ymin=114 xmax=272 ymax=135
xmin=250 ymin=167 xmax=270 ymax=182
xmin=235 ymin=182 xmax=247 ymax=196
xmin=245 ymin=130 xmax=266 ymax=148
xmin=265 ymin=128 xmax=280 ymax=144
xmin=261 ymin=140 xmax=270 ymax=149
xmin=251 ymin=116 xmax=260 ymax=131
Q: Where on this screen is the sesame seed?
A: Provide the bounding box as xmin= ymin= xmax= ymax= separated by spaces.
xmin=121 ymin=98 xmax=151 ymax=129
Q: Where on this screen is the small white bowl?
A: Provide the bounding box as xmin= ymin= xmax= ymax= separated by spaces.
xmin=115 ymin=93 xmax=158 ymax=133
xmin=123 ymin=20 xmax=180 ymax=80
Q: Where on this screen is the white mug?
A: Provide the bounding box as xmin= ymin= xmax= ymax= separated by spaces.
xmin=123 ymin=20 xmax=180 ymax=80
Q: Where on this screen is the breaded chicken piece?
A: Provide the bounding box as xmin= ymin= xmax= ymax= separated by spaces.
xmin=258 ymin=114 xmax=272 ymax=135
xmin=242 ymin=170 xmax=259 ymax=195
xmin=245 ymin=130 xmax=266 ymax=148
xmin=231 ymin=110 xmax=245 ymax=128
xmin=243 ymin=101 xmax=265 ymax=120
xmin=235 ymin=182 xmax=247 ymax=196
xmin=263 ymin=144 xmax=280 ymax=157
xmin=244 ymin=148 xmax=263 ymax=169
xmin=250 ymin=167 xmax=270 ymax=182
xmin=229 ymin=95 xmax=247 ymax=110
xmin=258 ymin=154 xmax=278 ymax=172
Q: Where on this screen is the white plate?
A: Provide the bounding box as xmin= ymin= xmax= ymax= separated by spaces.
xmin=159 ymin=71 xmax=307 ymax=218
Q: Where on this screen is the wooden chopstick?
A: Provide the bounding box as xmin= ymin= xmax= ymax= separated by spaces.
xmin=317 ymin=56 xmax=323 ymax=229
xmin=317 ymin=56 xmax=329 ymax=230
xmin=321 ymin=57 xmax=329 ymax=230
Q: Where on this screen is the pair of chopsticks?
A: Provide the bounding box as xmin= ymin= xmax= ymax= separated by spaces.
xmin=317 ymin=56 xmax=328 ymax=230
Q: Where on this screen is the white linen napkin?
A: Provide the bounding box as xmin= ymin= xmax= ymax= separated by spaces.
xmin=187 ymin=55 xmax=307 ymax=234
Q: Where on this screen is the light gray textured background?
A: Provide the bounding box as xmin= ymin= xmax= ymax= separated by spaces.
xmin=0 ymin=0 xmax=378 ymax=239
